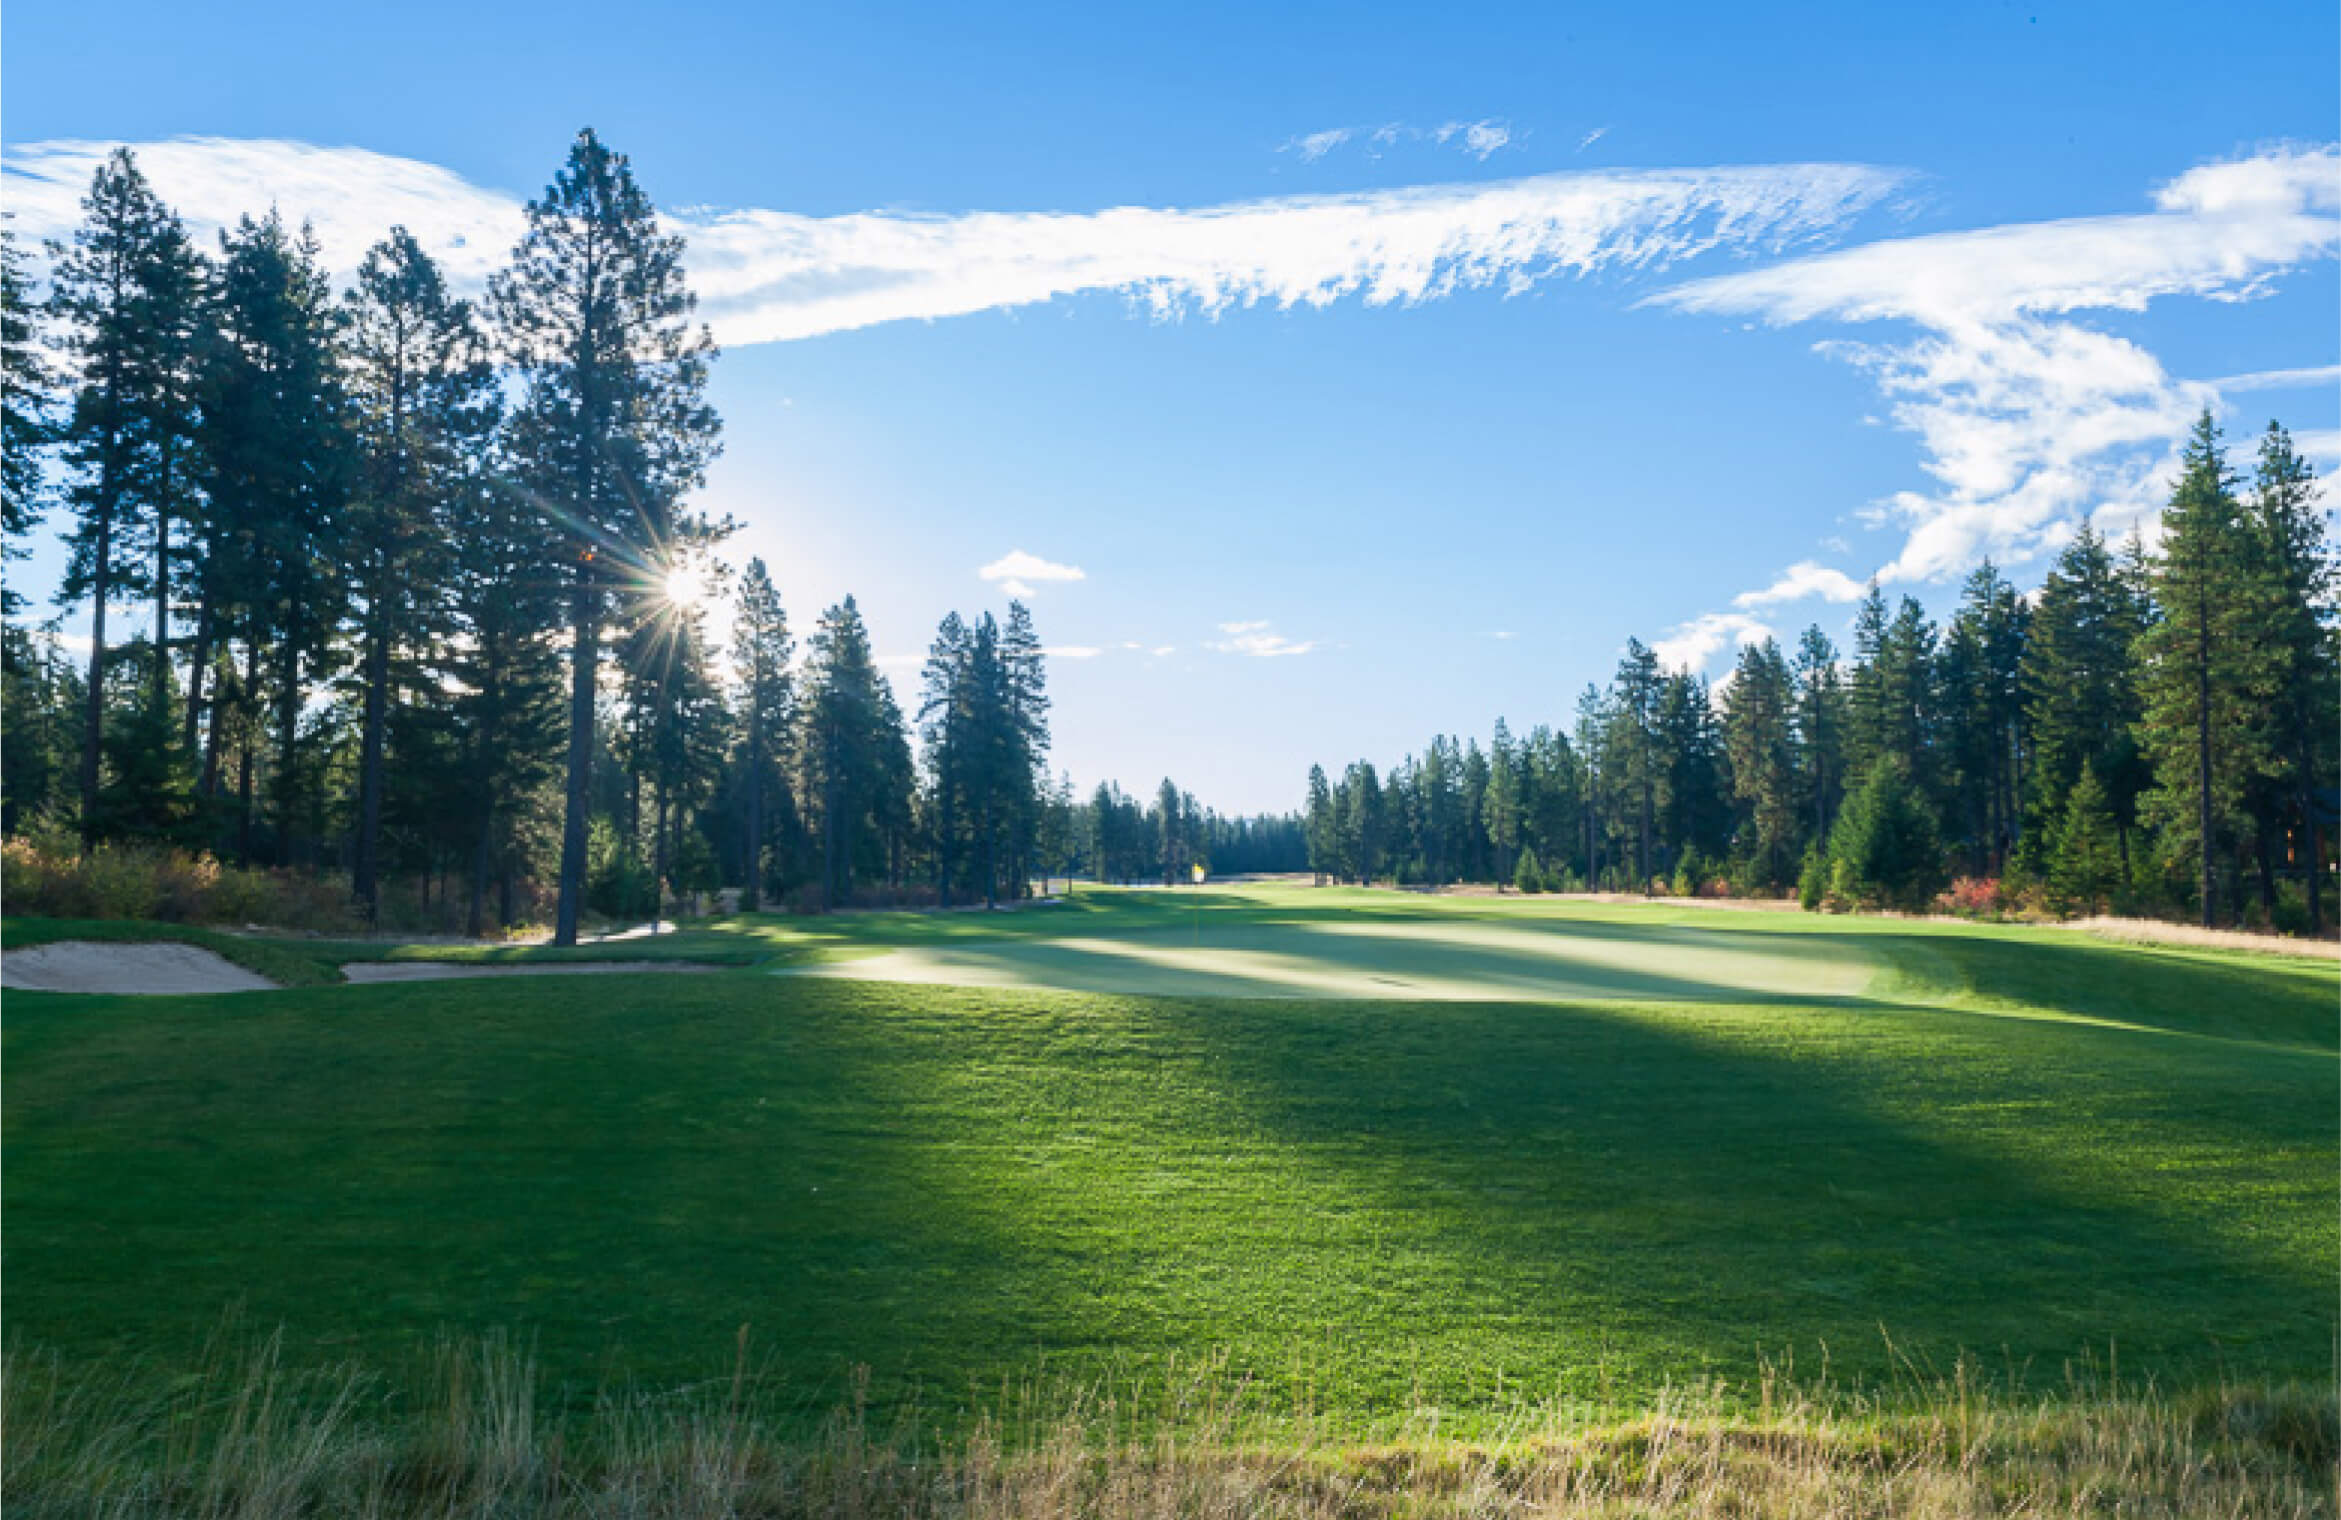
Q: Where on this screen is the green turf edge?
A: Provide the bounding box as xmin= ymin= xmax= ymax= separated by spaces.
xmin=1 ymin=918 xmax=346 ymax=987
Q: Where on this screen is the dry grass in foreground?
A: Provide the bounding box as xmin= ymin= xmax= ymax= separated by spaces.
xmin=3 ymin=1337 xmax=2333 ymax=1518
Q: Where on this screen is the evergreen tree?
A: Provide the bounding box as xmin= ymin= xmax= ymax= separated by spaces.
xmin=1156 ymin=777 xmax=1186 ymax=883
xmin=2136 ymin=411 xmax=2272 ymax=926
xmin=1656 ymin=673 xmax=1729 ymax=869
xmin=730 ymin=558 xmax=794 ymax=909
xmin=2047 ymin=760 xmax=2121 ymax=917
xmin=2241 ymin=423 xmax=2334 ymax=932
xmin=1722 ymin=638 xmax=1798 ymax=888
xmin=1826 ymin=759 xmax=1945 ymax=911
xmin=48 ymin=150 xmax=205 ymax=843
xmin=2020 ymin=525 xmax=2148 ymax=872
xmin=1484 ymin=717 xmax=1522 ymax=887
xmin=493 ymin=128 xmax=721 ymax=945
xmin=342 ymin=228 xmax=496 ymax=917
xmin=1614 ymin=638 xmax=1662 ymax=885
xmin=2 ymin=228 xmax=56 ymax=626
xmin=1303 ymin=763 xmax=1335 ymax=883
xmin=442 ymin=465 xmax=565 ymax=936
xmin=200 ymin=212 xmax=355 ymax=863
xmin=1792 ymin=625 xmax=1845 ymax=844
xmin=797 ymin=597 xmax=903 ymax=907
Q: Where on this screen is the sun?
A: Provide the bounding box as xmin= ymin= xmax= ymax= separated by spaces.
xmin=662 ymin=555 xmax=715 ymax=615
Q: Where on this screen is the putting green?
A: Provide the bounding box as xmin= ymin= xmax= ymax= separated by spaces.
xmin=778 ymin=912 xmax=1878 ymax=1001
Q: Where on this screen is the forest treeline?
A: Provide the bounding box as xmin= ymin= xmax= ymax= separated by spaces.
xmin=0 ymin=132 xmax=1298 ymax=937
xmin=1305 ymin=415 xmax=2336 ymax=933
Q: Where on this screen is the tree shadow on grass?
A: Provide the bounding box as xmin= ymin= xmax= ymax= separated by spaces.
xmin=0 ymin=978 xmax=1133 ymax=1421
xmin=1124 ymin=986 xmax=2333 ymax=1409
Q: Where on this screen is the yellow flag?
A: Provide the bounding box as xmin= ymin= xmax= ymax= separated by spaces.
xmin=1190 ymin=863 xmax=1206 ymax=884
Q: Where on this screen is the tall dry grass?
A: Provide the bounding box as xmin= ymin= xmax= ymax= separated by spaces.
xmin=3 ymin=1333 xmax=2331 ymax=1517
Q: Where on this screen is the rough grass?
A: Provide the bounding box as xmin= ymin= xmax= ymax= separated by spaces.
xmin=5 ymin=889 xmax=2332 ymax=1436
xmin=3 ymin=1335 xmax=2332 ymax=1517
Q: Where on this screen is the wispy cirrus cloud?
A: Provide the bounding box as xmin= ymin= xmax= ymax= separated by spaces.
xmin=4 ymin=137 xmax=1908 ymax=348
xmin=1210 ymin=620 xmax=1316 ymax=658
xmin=1637 ymin=142 xmax=2339 ymax=675
xmin=1282 ymin=118 xmax=1517 ymax=164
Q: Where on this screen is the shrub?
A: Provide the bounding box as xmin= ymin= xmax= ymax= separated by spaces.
xmin=0 ymin=834 xmax=360 ymax=932
xmin=1824 ymin=762 xmax=1945 ymax=912
xmin=1938 ymin=876 xmax=2001 ymax=917
xmin=1513 ymin=847 xmax=1544 ymax=894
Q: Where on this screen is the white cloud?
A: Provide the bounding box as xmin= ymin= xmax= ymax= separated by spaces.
xmin=1488 ymin=629 xmax=1518 ymax=639
xmin=1431 ymin=120 xmax=1514 ymax=160
xmin=1732 ymin=559 xmax=1868 ymax=609
xmin=1151 ymin=645 xmax=1176 ymax=657
xmin=3 ymin=137 xmax=524 ymax=292
xmin=1042 ymin=644 xmax=1103 ymax=659
xmin=1652 ymin=612 xmax=1773 ymax=673
xmin=1285 ymin=127 xmax=1357 ymax=163
xmin=1210 ymin=620 xmax=1316 ymax=657
xmin=1289 ymin=119 xmax=1517 ymax=164
xmin=5 ymin=138 xmax=1907 ymax=351
xmin=2295 ymin=428 xmax=2341 ymax=463
xmin=1577 ymin=127 xmax=1610 ymax=152
xmin=977 ymin=549 xmax=1086 ymax=595
xmin=2213 ymin=362 xmax=2341 ymax=392
xmin=1635 ymin=143 xmax=2339 ymax=673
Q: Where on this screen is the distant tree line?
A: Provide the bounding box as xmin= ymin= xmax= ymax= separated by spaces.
xmin=1306 ymin=415 xmax=2335 ymax=933
xmin=0 ymin=134 xmax=1296 ymax=934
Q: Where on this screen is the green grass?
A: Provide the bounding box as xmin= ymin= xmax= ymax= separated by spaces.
xmin=3 ymin=888 xmax=2332 ymax=1434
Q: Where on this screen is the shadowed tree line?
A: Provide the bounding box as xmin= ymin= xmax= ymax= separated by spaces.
xmin=1306 ymin=415 xmax=2335 ymax=933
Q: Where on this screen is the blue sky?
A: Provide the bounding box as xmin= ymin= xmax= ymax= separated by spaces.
xmin=6 ymin=0 xmax=2336 ymax=813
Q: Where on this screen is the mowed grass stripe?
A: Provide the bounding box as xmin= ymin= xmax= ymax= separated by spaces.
xmin=4 ymin=893 xmax=2331 ymax=1428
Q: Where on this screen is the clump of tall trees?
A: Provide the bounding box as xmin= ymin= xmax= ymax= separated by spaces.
xmin=1306 ymin=413 xmax=2335 ymax=933
xmin=1 ymin=135 xmax=1297 ymax=935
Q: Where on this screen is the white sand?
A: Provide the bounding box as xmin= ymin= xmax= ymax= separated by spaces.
xmin=341 ymin=961 xmax=722 ymax=982
xmin=3 ymin=941 xmax=279 ymax=995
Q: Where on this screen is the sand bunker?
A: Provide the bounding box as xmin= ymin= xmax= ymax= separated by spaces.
xmin=3 ymin=941 xmax=279 ymax=995
xmin=341 ymin=961 xmax=723 ymax=983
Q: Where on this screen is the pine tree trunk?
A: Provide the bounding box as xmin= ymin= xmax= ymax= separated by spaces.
xmin=151 ymin=482 xmax=171 ymax=711
xmin=653 ymin=787 xmax=669 ymax=933
xmin=466 ymin=806 xmax=492 ymax=940
xmin=2195 ymin=601 xmax=2215 ymax=928
xmin=275 ymin=614 xmax=302 ymax=868
xmin=353 ymin=595 xmax=391 ymax=921
xmin=552 ymin=578 xmax=599 ymax=947
xmin=183 ymin=589 xmax=214 ymax=761
xmin=78 ymin=510 xmax=113 ymax=846
xmin=2302 ymin=777 xmax=2325 ymax=937
xmin=743 ymin=718 xmax=764 ymax=912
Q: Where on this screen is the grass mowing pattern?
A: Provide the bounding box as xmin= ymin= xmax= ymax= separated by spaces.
xmin=2 ymin=890 xmax=2332 ymax=1430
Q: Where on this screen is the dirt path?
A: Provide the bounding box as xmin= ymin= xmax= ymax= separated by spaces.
xmin=341 ymin=961 xmax=724 ymax=983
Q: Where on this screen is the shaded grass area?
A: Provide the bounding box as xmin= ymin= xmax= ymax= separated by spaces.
xmin=4 ymin=894 xmax=2332 ymax=1432
xmin=4 ymin=1334 xmax=2333 ymax=1518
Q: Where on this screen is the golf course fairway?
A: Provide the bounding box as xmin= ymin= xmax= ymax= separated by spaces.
xmin=3 ymin=887 xmax=2332 ymax=1429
